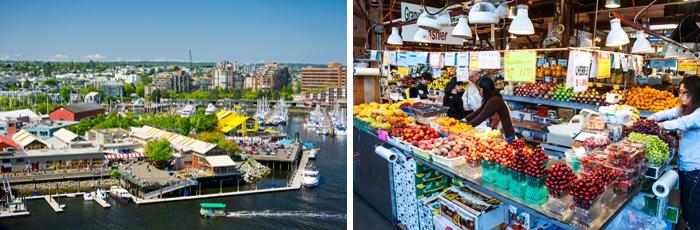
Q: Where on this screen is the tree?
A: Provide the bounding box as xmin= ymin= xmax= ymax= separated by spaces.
xmin=136 ymin=83 xmax=145 ymax=97
xmin=193 ymin=113 xmax=217 ymax=132
xmin=151 ymin=89 xmax=161 ymax=103
xmin=144 ymin=138 xmax=173 ymax=164
xmin=197 ymin=131 xmax=242 ymax=157
xmin=140 ymin=74 xmax=152 ymax=84
xmin=177 ymin=117 xmax=191 ymax=135
xmin=123 ymin=83 xmax=136 ymax=97
xmin=60 ymin=86 xmax=72 ymax=102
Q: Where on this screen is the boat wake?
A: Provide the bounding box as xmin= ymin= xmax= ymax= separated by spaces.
xmin=226 ymin=210 xmax=345 ymax=219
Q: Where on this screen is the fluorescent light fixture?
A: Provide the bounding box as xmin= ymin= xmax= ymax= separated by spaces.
xmin=387 ymin=27 xmax=403 ymax=45
xmin=631 ymin=31 xmax=653 ymax=54
xmin=649 ymin=24 xmax=678 ymax=30
xmin=417 ymin=12 xmax=440 ymax=31
xmin=605 ymin=0 xmax=620 ymax=8
xmin=507 ymin=6 xmax=516 ymax=19
xmin=451 ymin=15 xmax=472 ymax=39
xmin=606 ymin=18 xmax=630 ymax=47
xmin=508 ymin=4 xmax=534 ymax=35
xmin=664 ymin=44 xmax=679 ymax=58
xmin=493 ymin=3 xmax=508 ymax=19
xmin=413 ymin=28 xmax=430 ymax=43
xmin=437 ymin=13 xmax=451 ymax=27
xmin=469 ymin=2 xmax=498 ymax=24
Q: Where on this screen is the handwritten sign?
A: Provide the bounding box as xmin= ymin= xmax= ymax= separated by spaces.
xmin=650 ymin=59 xmax=676 ymax=68
xmin=397 ymin=52 xmax=408 ymax=66
xmin=469 ymin=52 xmax=479 ymax=69
xmin=477 ymin=51 xmax=501 ymax=69
xmin=397 ymin=67 xmax=408 ymax=76
xmin=377 ymin=130 xmax=388 ymax=142
xmin=566 ymin=50 xmax=592 ymax=93
xmin=444 ymin=52 xmax=456 ymax=66
xmin=456 ymin=66 xmax=469 ymax=82
xmin=457 ymin=52 xmax=469 ymax=66
xmin=504 ymin=50 xmax=536 ymax=82
xmin=429 ymin=52 xmax=443 ymax=68
xmin=597 ymin=52 xmax=611 ymax=78
xmin=678 ymin=61 xmax=697 ymax=72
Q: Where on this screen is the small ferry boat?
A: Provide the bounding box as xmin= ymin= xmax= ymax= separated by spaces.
xmin=200 ymin=203 xmax=227 ymax=218
xmin=109 ymin=186 xmax=131 ymax=202
xmin=302 ymin=163 xmax=319 ymax=188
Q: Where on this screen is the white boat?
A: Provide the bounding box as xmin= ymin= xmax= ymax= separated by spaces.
xmin=66 ymin=194 xmax=76 ymax=198
xmin=334 ymin=125 xmax=347 ymax=136
xmin=302 ymin=164 xmax=319 ymax=188
xmin=84 ymin=188 xmax=108 ymax=201
xmin=109 ymin=186 xmax=131 ymax=202
xmin=308 ymin=149 xmax=318 ymax=159
xmin=83 ymin=192 xmax=94 ymax=201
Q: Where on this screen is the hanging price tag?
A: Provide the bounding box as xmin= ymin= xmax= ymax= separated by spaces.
xmin=504 ymin=50 xmax=537 ymax=82
xmin=566 ymin=50 xmax=593 ymax=93
xmin=613 ymin=85 xmax=620 ymax=90
xmin=596 ymin=83 xmax=603 ymax=87
xmin=587 ymin=82 xmax=593 ymax=87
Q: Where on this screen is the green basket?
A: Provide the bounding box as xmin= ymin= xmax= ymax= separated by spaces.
xmin=571 ymin=159 xmax=581 ymax=173
xmin=481 ymin=159 xmax=496 ymax=184
xmin=509 ymin=170 xmax=526 ymax=198
xmin=525 ymin=175 xmax=548 ymax=205
xmin=496 ymin=164 xmax=510 ymax=190
xmin=353 ymin=117 xmax=369 ymax=132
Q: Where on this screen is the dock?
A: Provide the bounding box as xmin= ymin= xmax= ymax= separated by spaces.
xmin=133 ymin=149 xmax=310 ymax=205
xmin=94 ymin=196 xmax=111 ymax=208
xmin=44 ymin=196 xmax=63 ymax=212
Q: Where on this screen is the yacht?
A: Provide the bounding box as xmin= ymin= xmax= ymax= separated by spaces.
xmin=84 ymin=188 xmax=108 ymax=201
xmin=109 ymin=186 xmax=131 ymax=202
xmin=302 ymin=163 xmax=319 ymax=188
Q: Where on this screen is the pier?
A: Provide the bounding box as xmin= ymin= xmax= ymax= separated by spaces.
xmin=44 ymin=196 xmax=63 ymax=212
xmin=94 ymin=196 xmax=111 ymax=208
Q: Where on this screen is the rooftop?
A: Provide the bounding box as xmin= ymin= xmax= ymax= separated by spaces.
xmin=205 ymin=155 xmax=236 ymax=168
xmin=0 ymin=109 xmax=40 ymax=121
xmin=58 ymin=103 xmax=105 ymax=114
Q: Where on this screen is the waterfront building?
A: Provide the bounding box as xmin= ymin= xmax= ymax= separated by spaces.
xmin=86 ymin=128 xmax=142 ymax=155
xmin=84 ymin=91 xmax=101 ymax=104
xmin=300 ymin=62 xmax=347 ymax=91
xmin=149 ymin=70 xmax=192 ymax=93
xmin=303 ymin=87 xmax=347 ymax=105
xmin=216 ymin=110 xmax=258 ymax=137
xmin=22 ymin=120 xmax=78 ymax=139
xmin=129 ymin=126 xmax=236 ymax=175
xmin=49 ymin=103 xmax=106 ymax=121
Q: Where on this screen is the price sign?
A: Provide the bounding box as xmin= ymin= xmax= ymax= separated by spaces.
xmin=469 ymin=52 xmax=479 ymax=69
xmin=566 ymin=50 xmax=593 ymax=93
xmin=504 ymin=50 xmax=537 ymax=82
xmin=678 ymin=61 xmax=697 ymax=72
xmin=613 ymin=85 xmax=620 ymax=90
xmin=596 ymin=83 xmax=603 ymax=87
xmin=597 ymin=52 xmax=611 ymax=78
xmin=397 ymin=67 xmax=408 ymax=76
xmin=587 ymin=82 xmax=593 ymax=87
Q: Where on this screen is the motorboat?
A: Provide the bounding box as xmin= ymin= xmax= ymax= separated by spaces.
xmin=83 ymin=192 xmax=94 ymax=201
xmin=200 ymin=203 xmax=227 ymax=218
xmin=84 ymin=188 xmax=108 ymax=201
xmin=308 ymin=148 xmax=319 ymax=159
xmin=302 ymin=163 xmax=319 ymax=188
xmin=109 ymin=186 xmax=131 ymax=202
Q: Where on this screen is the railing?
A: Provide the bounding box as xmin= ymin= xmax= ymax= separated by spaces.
xmin=142 ymin=179 xmax=198 ymax=199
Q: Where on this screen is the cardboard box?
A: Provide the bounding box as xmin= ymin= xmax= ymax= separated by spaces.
xmin=510 ymin=111 xmax=533 ymax=122
xmin=558 ymin=108 xmax=574 ymax=120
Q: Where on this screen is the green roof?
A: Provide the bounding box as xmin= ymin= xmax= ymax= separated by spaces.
xmin=200 ymin=203 xmax=226 ymax=209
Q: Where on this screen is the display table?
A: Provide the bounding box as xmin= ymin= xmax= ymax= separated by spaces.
xmin=355 ymin=127 xmax=640 ymax=230
xmin=503 ymin=95 xmax=655 ymax=118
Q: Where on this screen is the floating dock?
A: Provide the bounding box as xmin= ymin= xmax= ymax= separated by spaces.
xmin=94 ymin=196 xmax=111 ymax=208
xmin=44 ymin=196 xmax=63 ymax=213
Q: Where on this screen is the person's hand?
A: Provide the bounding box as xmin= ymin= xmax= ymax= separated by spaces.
xmin=646 ymin=115 xmax=657 ymax=121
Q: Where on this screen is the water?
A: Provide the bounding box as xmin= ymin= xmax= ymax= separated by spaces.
xmin=0 ymin=113 xmax=347 ymax=229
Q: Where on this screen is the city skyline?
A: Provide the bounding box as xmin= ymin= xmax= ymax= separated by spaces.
xmin=0 ymin=0 xmax=346 ymax=64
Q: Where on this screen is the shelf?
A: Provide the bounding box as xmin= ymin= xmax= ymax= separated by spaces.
xmin=356 ymin=129 xmax=638 ymax=230
xmin=503 ymin=95 xmax=655 ymax=118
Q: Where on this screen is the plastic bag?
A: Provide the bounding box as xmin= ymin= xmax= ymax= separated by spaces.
xmin=607 ymin=207 xmax=667 ymax=230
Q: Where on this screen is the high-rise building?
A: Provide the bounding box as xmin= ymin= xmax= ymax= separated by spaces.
xmin=150 ymin=69 xmax=192 ymax=93
xmin=300 ymin=62 xmax=346 ymax=91
xmin=214 ymin=61 xmax=237 ymax=89
xmin=247 ymin=63 xmax=291 ymax=91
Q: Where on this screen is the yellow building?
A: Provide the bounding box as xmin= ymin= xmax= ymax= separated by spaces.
xmin=216 ymin=110 xmax=258 ymax=136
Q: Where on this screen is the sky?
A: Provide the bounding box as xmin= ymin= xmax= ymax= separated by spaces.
xmin=0 ymin=0 xmax=346 ymax=64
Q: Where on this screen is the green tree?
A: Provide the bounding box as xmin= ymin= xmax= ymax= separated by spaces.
xmin=123 ymin=83 xmax=136 ymax=97
xmin=144 ymin=138 xmax=173 ymax=163
xmin=111 ymin=170 xmax=121 ymax=179
xmin=60 ymin=86 xmax=72 ymax=102
xmin=193 ymin=113 xmax=217 ymax=132
xmin=197 ymin=131 xmax=242 ymax=157
xmin=136 ymin=83 xmax=145 ymax=97
xmin=177 ymin=117 xmax=192 ymax=135
xmin=140 ymin=74 xmax=152 ymax=84
xmin=151 ymin=89 xmax=161 ymax=103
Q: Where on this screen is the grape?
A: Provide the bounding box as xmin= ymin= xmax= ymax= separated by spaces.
xmin=624 ymin=120 xmax=674 ymax=148
xmin=627 ymin=132 xmax=670 ymax=167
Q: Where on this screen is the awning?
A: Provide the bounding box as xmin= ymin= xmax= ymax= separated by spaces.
xmin=104 ymin=153 xmax=145 ymax=160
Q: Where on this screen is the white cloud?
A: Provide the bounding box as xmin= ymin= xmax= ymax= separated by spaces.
xmin=0 ymin=55 xmax=9 ymax=60
xmin=49 ymin=54 xmax=68 ymax=60
xmin=83 ymin=54 xmax=105 ymax=61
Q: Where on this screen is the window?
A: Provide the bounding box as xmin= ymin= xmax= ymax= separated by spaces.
xmin=15 ymin=158 xmax=23 ymax=163
xmin=2 ymin=159 xmax=9 ymax=163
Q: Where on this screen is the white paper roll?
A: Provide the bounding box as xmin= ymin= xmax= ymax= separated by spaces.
xmin=354 ymin=67 xmax=381 ymax=76
xmin=375 ymin=146 xmax=397 ymax=162
xmin=653 ymin=170 xmax=679 ymax=198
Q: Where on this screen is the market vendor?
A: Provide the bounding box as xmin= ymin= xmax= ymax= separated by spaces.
xmin=443 ymin=78 xmax=469 ymax=120
xmin=647 ymin=76 xmax=700 ymax=229
xmin=383 ymin=81 xmax=403 ymax=103
xmin=409 ymin=72 xmax=433 ymax=100
xmin=655 ymin=73 xmax=674 ymax=93
xmin=465 ymin=76 xmax=515 ymax=143
xmin=461 ymin=70 xmax=483 ymax=115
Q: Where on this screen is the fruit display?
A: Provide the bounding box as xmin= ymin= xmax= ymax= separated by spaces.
xmin=545 ymin=163 xmax=577 ymax=197
xmin=428 ymin=67 xmax=454 ymax=90
xmin=475 ymin=129 xmax=502 ymax=140
xmin=411 ymin=104 xmax=449 ymax=116
xmin=585 ymin=118 xmax=606 ymax=131
xmin=419 ymin=136 xmax=470 ymax=158
xmin=396 ymin=125 xmax=441 ymax=146
xmin=624 ymin=87 xmax=680 ymax=112
xmin=513 ymin=82 xmax=556 ymax=98
xmin=354 ymin=101 xmax=416 ymax=130
xmin=627 ymin=132 xmax=670 ymax=167
xmin=579 ymin=152 xmax=608 ymax=173
xmin=568 ymin=174 xmax=606 ymax=209
xmin=605 ymin=140 xmax=646 ymax=169
xmin=550 ymin=83 xmax=574 ymax=102
xmin=524 ymin=145 xmax=548 ymax=178
xmin=435 ymin=117 xmax=459 ymax=127
xmin=536 ymin=65 xmax=567 ymax=79
xmin=589 ymin=167 xmax=617 ymax=187
xmin=573 ymin=89 xmax=606 ymax=106
xmin=448 ymin=123 xmax=474 ymax=135
xmin=623 ymin=119 xmax=674 ymax=147
xmin=510 ymin=140 xmax=532 ymax=173
xmin=582 ymin=135 xmax=611 ymax=150
xmin=598 ymin=104 xmax=640 ymax=124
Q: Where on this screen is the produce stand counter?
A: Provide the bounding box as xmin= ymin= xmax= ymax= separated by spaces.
xmin=503 ymin=95 xmax=655 ymax=118
xmin=356 ymin=127 xmax=640 ymax=230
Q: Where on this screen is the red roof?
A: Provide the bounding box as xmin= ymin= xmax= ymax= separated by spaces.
xmin=0 ymin=136 xmax=19 ymax=149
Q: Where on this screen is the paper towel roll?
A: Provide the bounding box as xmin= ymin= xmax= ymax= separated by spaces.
xmin=375 ymin=146 xmax=397 ymax=162
xmin=354 ymin=67 xmax=381 ymax=76
xmin=653 ymin=170 xmax=679 ymax=198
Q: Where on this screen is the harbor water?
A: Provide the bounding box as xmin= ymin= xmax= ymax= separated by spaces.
xmin=0 ymin=113 xmax=347 ymax=229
